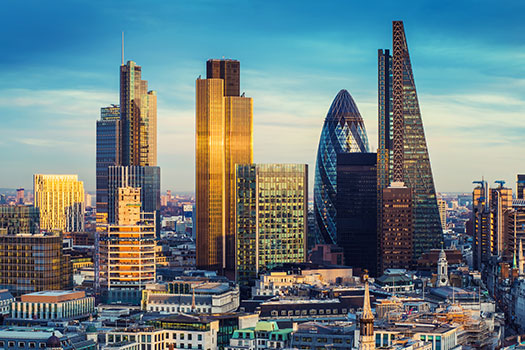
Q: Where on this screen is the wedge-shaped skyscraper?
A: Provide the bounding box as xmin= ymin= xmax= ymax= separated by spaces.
xmin=378 ymin=21 xmax=442 ymax=260
xmin=314 ymin=90 xmax=370 ymax=245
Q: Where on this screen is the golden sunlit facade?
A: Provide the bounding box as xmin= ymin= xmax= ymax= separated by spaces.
xmin=195 ymin=63 xmax=253 ymax=272
xmin=33 ymin=174 xmax=85 ymax=232
xmin=99 ymin=187 xmax=156 ymax=305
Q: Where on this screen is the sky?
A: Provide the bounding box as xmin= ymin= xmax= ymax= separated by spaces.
xmin=1 ymin=0 xmax=525 ymax=194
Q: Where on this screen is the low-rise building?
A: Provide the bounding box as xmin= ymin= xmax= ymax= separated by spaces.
xmin=7 ymin=290 xmax=95 ymax=326
xmin=0 ymin=327 xmax=96 ymax=350
xmin=374 ymin=322 xmax=460 ymax=350
xmin=0 ymin=289 xmax=15 ymax=316
xmin=289 ymin=321 xmax=355 ymax=350
xmin=258 ymin=299 xmax=351 ymax=322
xmin=225 ymin=321 xmax=292 ymax=350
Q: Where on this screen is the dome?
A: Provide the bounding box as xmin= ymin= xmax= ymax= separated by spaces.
xmin=314 ymin=89 xmax=369 ymax=245
xmin=46 ymin=334 xmax=61 ymax=348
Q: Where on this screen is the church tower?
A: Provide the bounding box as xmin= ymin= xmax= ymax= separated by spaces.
xmin=437 ymin=244 xmax=449 ymax=287
xmin=359 ymin=273 xmax=375 ymax=350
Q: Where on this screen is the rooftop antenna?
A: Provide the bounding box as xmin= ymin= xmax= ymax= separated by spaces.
xmin=121 ymin=31 xmax=124 ymax=65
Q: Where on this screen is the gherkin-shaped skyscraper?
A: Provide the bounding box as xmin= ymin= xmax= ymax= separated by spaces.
xmin=314 ymin=89 xmax=370 ymax=245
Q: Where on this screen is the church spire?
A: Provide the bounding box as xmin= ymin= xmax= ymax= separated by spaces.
xmin=359 ymin=272 xmax=375 ymax=350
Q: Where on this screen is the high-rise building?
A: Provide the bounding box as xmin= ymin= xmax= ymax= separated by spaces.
xmin=0 ymin=205 xmax=40 ymax=235
xmin=437 ymin=198 xmax=447 ymax=231
xmin=16 ymin=188 xmax=24 ymax=205
xmin=33 ymin=174 xmax=85 ymax=232
xmin=378 ymin=21 xmax=442 ymax=259
xmin=98 ymin=187 xmax=156 ymax=305
xmin=314 ymin=89 xmax=370 ymax=246
xmin=120 ymin=61 xmax=157 ymax=167
xmin=0 ymin=231 xmax=72 ymax=296
xmin=196 ymin=59 xmax=253 ymax=272
xmin=96 ymin=105 xmax=120 ymax=221
xmin=472 ymin=180 xmax=493 ymax=271
xmin=380 ymin=182 xmax=414 ymax=273
xmin=517 ymin=174 xmax=525 ymax=200
xmin=336 ymin=153 xmax=378 ymax=275
xmin=107 ymin=165 xmax=161 ymax=236
xmin=236 ymin=164 xmax=308 ymax=295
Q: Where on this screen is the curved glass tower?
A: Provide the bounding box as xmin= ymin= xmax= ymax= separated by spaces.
xmin=314 ymin=89 xmax=370 ymax=245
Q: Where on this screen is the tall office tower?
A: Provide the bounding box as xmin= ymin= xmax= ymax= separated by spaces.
xmin=437 ymin=199 xmax=447 ymax=231
xmin=0 ymin=205 xmax=40 ymax=235
xmin=378 ymin=21 xmax=441 ymax=259
xmin=236 ymin=164 xmax=307 ymax=295
xmin=336 ymin=153 xmax=378 ymax=275
xmin=107 ymin=165 xmax=161 ymax=236
xmin=314 ymin=89 xmax=370 ymax=246
xmin=206 ymin=59 xmax=240 ymax=97
xmin=517 ymin=174 xmax=525 ymax=200
xmin=96 ymin=105 xmax=121 ymax=222
xmin=16 ymin=188 xmax=24 ymax=205
xmin=472 ymin=180 xmax=493 ymax=270
xmin=99 ymin=187 xmax=156 ymax=305
xmin=490 ymin=183 xmax=513 ymax=259
xmin=120 ymin=60 xmax=157 ymax=167
xmin=380 ymin=182 xmax=414 ymax=273
xmin=196 ymin=59 xmax=253 ymax=272
xmin=33 ymin=174 xmax=85 ymax=232
xmin=0 ymin=231 xmax=71 ymax=296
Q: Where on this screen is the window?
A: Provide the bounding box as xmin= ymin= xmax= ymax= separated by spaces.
xmin=29 ymin=342 xmax=36 ymax=348
xmin=8 ymin=342 xmax=15 ymax=348
xmin=188 ymin=334 xmax=192 ymax=340
xmin=198 ymin=335 xmax=202 ymax=341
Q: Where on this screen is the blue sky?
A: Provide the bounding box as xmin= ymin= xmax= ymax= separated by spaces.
xmin=1 ymin=0 xmax=525 ymax=193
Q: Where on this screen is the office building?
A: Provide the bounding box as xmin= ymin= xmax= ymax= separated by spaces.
xmin=472 ymin=181 xmax=492 ymax=271
xmin=0 ymin=231 xmax=72 ymax=296
xmin=98 ymin=187 xmax=156 ymax=305
xmin=236 ymin=164 xmax=308 ymax=295
xmin=107 ymin=165 xmax=160 ymax=235
xmin=196 ymin=59 xmax=253 ymax=272
xmin=0 ymin=328 xmax=96 ymax=350
xmin=336 ymin=153 xmax=377 ymax=275
xmin=8 ymin=290 xmax=95 ymax=325
xmin=0 ymin=205 xmax=39 ymax=235
xmin=206 ymin=59 xmax=240 ymax=97
xmin=33 ymin=174 xmax=85 ymax=232
xmin=314 ymin=89 xmax=370 ymax=246
xmin=96 ymin=105 xmax=120 ymax=221
xmin=437 ymin=199 xmax=447 ymax=231
xmin=120 ymin=61 xmax=157 ymax=167
xmin=16 ymin=189 xmax=24 ymax=205
xmin=380 ymin=183 xmax=414 ymax=273
xmin=518 ymin=174 xmax=525 ymax=200
xmin=378 ymin=21 xmax=442 ymax=260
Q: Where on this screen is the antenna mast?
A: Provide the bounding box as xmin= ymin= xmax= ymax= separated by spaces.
xmin=121 ymin=32 xmax=124 ymax=65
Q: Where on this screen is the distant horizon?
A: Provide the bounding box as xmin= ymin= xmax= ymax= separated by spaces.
xmin=1 ymin=1 xmax=525 ymax=193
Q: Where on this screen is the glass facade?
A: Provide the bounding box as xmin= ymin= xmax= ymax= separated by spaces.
xmin=236 ymin=164 xmax=308 ymax=295
xmin=378 ymin=21 xmax=442 ymax=259
xmin=314 ymin=89 xmax=370 ymax=245
xmin=0 ymin=205 xmax=39 ymax=235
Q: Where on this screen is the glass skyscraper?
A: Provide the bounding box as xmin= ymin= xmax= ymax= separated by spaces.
xmin=314 ymin=89 xmax=370 ymax=246
xmin=236 ymin=164 xmax=307 ymax=295
xmin=378 ymin=21 xmax=442 ymax=260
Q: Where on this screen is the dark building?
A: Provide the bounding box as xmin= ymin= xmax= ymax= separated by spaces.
xmin=0 ymin=231 xmax=72 ymax=296
xmin=336 ymin=153 xmax=377 ymax=275
xmin=517 ymin=174 xmax=525 ymax=199
xmin=0 ymin=205 xmax=39 ymax=235
xmin=96 ymin=105 xmax=120 ymax=221
xmin=377 ymin=21 xmax=441 ymax=260
xmin=107 ymin=165 xmax=161 ymax=236
xmin=206 ymin=59 xmax=240 ymax=97
xmin=308 ymin=244 xmax=344 ymax=266
xmin=380 ymin=183 xmax=413 ymax=273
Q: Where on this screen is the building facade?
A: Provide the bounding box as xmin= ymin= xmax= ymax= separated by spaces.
xmin=437 ymin=199 xmax=447 ymax=231
xmin=196 ymin=59 xmax=253 ymax=273
xmin=377 ymin=21 xmax=442 ymax=260
xmin=314 ymin=89 xmax=370 ymax=246
xmin=235 ymin=164 xmax=308 ymax=295
xmin=98 ymin=187 xmax=156 ymax=305
xmin=336 ymin=153 xmax=377 ymax=275
xmin=33 ymin=174 xmax=85 ymax=232
xmin=120 ymin=60 xmax=157 ymax=167
xmin=96 ymin=105 xmax=120 ymax=221
xmin=0 ymin=205 xmax=39 ymax=235
xmin=0 ymin=231 xmax=72 ymax=296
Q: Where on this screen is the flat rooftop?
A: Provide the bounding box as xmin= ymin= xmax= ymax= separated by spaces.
xmin=21 ymin=290 xmax=86 ymax=303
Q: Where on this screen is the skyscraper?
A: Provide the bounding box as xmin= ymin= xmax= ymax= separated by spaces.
xmin=206 ymin=59 xmax=240 ymax=97
xmin=336 ymin=153 xmax=377 ymax=275
xmin=96 ymin=105 xmax=120 ymax=221
xmin=437 ymin=198 xmax=447 ymax=231
xmin=236 ymin=164 xmax=307 ymax=295
xmin=196 ymin=59 xmax=253 ymax=272
xmin=314 ymin=89 xmax=370 ymax=246
xmin=378 ymin=21 xmax=442 ymax=259
xmin=120 ymin=61 xmax=157 ymax=167
xmin=0 ymin=205 xmax=40 ymax=235
xmin=33 ymin=174 xmax=85 ymax=232
xmin=517 ymin=174 xmax=525 ymax=199
xmin=98 ymin=187 xmax=156 ymax=304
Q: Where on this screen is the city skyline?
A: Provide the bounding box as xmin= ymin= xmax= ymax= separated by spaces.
xmin=2 ymin=1 xmax=525 ymax=193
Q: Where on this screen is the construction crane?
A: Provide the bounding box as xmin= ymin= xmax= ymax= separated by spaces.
xmin=495 ymin=180 xmax=506 ymax=188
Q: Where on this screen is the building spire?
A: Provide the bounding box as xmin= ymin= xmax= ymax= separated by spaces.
xmin=519 ymin=238 xmax=524 ymax=276
xmin=121 ymin=32 xmax=124 ymax=66
xmin=362 ymin=274 xmax=374 ymax=320
xmin=359 ymin=272 xmax=375 ymax=350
